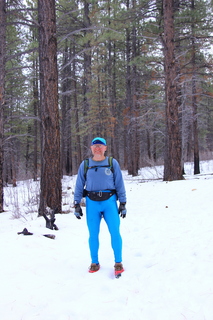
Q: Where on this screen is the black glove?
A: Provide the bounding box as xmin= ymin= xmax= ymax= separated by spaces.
xmin=74 ymin=203 xmax=83 ymax=219
xmin=118 ymin=203 xmax=126 ymax=218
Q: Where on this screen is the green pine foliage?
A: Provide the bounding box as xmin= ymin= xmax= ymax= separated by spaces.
xmin=1 ymin=0 xmax=213 ymax=180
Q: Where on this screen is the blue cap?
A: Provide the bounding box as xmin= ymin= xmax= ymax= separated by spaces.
xmin=91 ymin=137 xmax=107 ymax=146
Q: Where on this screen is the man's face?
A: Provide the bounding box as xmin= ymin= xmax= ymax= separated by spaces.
xmin=91 ymin=144 xmax=107 ymax=156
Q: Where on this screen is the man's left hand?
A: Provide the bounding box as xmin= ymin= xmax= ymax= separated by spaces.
xmin=118 ymin=203 xmax=126 ymax=218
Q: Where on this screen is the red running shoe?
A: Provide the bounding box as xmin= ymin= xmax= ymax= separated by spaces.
xmin=114 ymin=262 xmax=124 ymax=278
xmin=89 ymin=263 xmax=100 ymax=273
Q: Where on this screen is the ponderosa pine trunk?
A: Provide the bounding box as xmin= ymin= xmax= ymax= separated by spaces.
xmin=38 ymin=0 xmax=62 ymax=215
xmin=82 ymin=0 xmax=92 ymax=156
xmin=191 ymin=0 xmax=200 ymax=175
xmin=163 ymin=0 xmax=183 ymax=181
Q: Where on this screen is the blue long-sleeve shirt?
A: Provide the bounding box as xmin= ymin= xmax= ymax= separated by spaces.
xmin=74 ymin=157 xmax=126 ymax=204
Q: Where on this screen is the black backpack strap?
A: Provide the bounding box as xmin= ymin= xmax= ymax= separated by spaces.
xmin=84 ymin=158 xmax=89 ymax=179
xmin=108 ymin=156 xmax=114 ymax=172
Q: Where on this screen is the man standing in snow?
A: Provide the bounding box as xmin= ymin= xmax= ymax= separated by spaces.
xmin=74 ymin=137 xmax=127 ymax=278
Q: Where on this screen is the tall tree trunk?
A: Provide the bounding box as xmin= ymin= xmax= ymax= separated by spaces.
xmin=0 ymin=0 xmax=6 ymax=212
xmin=125 ymin=0 xmax=133 ymax=175
xmin=192 ymin=59 xmax=200 ymax=174
xmin=25 ymin=125 xmax=31 ymax=176
xmin=125 ymin=0 xmax=139 ymax=176
xmin=191 ymin=0 xmax=200 ymax=174
xmin=72 ymin=45 xmax=81 ymax=171
xmin=38 ymin=0 xmax=62 ymax=215
xmin=61 ymin=41 xmax=72 ymax=175
xmin=131 ymin=2 xmax=139 ymax=176
xmin=111 ymin=43 xmax=120 ymax=162
xmin=10 ymin=145 xmax=17 ymax=187
xmin=163 ymin=0 xmax=183 ymax=181
xmin=65 ymin=48 xmax=72 ymax=176
xmin=33 ymin=58 xmax=39 ymax=181
xmin=82 ymin=0 xmax=92 ymax=157
xmin=106 ymin=1 xmax=118 ymax=160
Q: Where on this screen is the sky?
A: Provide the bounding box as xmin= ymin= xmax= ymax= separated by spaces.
xmin=0 ymin=160 xmax=213 ymax=320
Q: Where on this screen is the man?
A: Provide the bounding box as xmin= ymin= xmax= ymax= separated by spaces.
xmin=74 ymin=137 xmax=127 ymax=277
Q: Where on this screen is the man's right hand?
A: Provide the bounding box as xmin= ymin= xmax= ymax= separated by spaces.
xmin=74 ymin=203 xmax=83 ymax=219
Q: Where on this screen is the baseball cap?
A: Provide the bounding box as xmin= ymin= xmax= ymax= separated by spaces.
xmin=91 ymin=137 xmax=107 ymax=146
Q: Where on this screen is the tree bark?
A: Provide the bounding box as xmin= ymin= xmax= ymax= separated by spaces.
xmin=38 ymin=0 xmax=62 ymax=215
xmin=0 ymin=0 xmax=6 ymax=212
xmin=191 ymin=0 xmax=200 ymax=175
xmin=131 ymin=3 xmax=140 ymax=176
xmin=72 ymin=45 xmax=81 ymax=171
xmin=163 ymin=0 xmax=183 ymax=181
xmin=125 ymin=2 xmax=133 ymax=174
xmin=61 ymin=41 xmax=72 ymax=175
xmin=33 ymin=57 xmax=39 ymax=181
xmin=125 ymin=0 xmax=139 ymax=176
xmin=82 ymin=0 xmax=92 ymax=157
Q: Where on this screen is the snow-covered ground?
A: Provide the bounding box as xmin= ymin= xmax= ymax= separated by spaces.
xmin=1 ymin=161 xmax=213 ymax=320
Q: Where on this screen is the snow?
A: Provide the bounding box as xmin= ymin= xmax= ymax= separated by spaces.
xmin=1 ymin=161 xmax=213 ymax=320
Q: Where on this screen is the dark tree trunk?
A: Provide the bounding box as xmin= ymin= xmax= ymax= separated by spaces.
xmin=10 ymin=147 xmax=17 ymax=187
xmin=61 ymin=41 xmax=72 ymax=175
xmin=125 ymin=0 xmax=139 ymax=176
xmin=192 ymin=69 xmax=200 ymax=174
xmin=0 ymin=0 xmax=6 ymax=212
xmin=25 ymin=125 xmax=31 ymax=176
xmin=111 ymin=43 xmax=120 ymax=163
xmin=33 ymin=58 xmax=39 ymax=181
xmin=38 ymin=0 xmax=62 ymax=215
xmin=131 ymin=6 xmax=140 ymax=176
xmin=106 ymin=3 xmax=119 ymax=161
xmin=72 ymin=45 xmax=81 ymax=171
xmin=125 ymin=7 xmax=133 ymax=175
xmin=163 ymin=0 xmax=183 ymax=181
xmin=82 ymin=0 xmax=92 ymax=157
xmin=191 ymin=0 xmax=200 ymax=175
